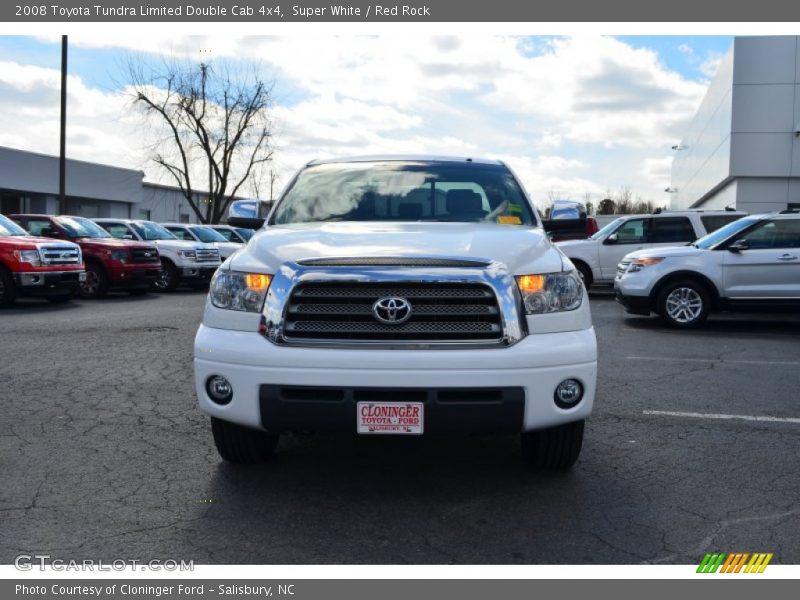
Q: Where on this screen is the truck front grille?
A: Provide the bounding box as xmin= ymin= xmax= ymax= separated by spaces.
xmin=195 ymin=248 xmax=220 ymax=263
xmin=283 ymin=281 xmax=503 ymax=343
xmin=131 ymin=248 xmax=159 ymax=263
xmin=39 ymin=245 xmax=81 ymax=265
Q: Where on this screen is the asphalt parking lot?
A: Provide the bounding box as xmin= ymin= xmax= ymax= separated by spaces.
xmin=1 ymin=290 xmax=798 ymax=565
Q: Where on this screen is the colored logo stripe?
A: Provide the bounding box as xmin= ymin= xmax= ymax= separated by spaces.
xmin=697 ymin=552 xmax=773 ymax=573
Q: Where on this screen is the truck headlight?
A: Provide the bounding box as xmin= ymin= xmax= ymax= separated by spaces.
xmin=627 ymin=257 xmax=664 ymax=273
xmin=516 ymin=271 xmax=583 ymax=314
xmin=179 ymin=249 xmax=197 ymax=260
xmin=14 ymin=250 xmax=41 ymax=266
xmin=110 ymin=249 xmax=129 ymax=263
xmin=210 ymin=270 xmax=272 ymax=312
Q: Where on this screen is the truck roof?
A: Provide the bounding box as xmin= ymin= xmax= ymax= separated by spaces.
xmin=306 ymin=155 xmax=505 ymax=166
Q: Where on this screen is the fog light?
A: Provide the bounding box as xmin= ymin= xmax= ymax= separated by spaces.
xmin=554 ymin=378 xmax=583 ymax=409
xmin=206 ymin=375 xmax=233 ymax=405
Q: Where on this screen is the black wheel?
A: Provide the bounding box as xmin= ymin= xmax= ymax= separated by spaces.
xmin=0 ymin=267 xmax=17 ymax=308
xmin=210 ymin=417 xmax=279 ymax=464
xmin=574 ymin=262 xmax=593 ymax=287
xmin=78 ymin=262 xmax=108 ymax=299
xmin=521 ymin=420 xmax=584 ymax=470
xmin=153 ymin=259 xmax=178 ymax=292
xmin=45 ymin=293 xmax=72 ymax=304
xmin=656 ymin=279 xmax=710 ymax=328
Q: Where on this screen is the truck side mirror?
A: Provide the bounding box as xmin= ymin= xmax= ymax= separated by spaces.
xmin=228 ymin=216 xmax=265 ymax=230
xmin=728 ymin=239 xmax=749 ymax=252
xmin=604 ymin=233 xmax=619 ymax=245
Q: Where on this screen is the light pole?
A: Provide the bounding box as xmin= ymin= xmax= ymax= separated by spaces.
xmin=59 ymin=35 xmax=68 ymax=211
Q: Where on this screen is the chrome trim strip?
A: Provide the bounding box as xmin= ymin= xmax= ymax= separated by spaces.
xmin=261 ymin=261 xmax=526 ymax=349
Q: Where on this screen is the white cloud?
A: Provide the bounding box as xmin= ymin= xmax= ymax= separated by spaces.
xmin=6 ymin=35 xmax=709 ymax=202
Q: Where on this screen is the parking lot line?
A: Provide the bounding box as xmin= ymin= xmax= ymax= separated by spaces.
xmin=643 ymin=410 xmax=800 ymax=424
xmin=627 ymin=356 xmax=800 ymax=367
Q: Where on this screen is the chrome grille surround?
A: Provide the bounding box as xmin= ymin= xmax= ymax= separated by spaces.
xmin=261 ymin=259 xmax=526 ymax=349
xmin=195 ymin=247 xmax=221 ymax=263
xmin=38 ymin=244 xmax=81 ymax=266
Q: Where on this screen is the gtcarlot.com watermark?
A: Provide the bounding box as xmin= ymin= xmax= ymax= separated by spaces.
xmin=14 ymin=554 xmax=194 ymax=572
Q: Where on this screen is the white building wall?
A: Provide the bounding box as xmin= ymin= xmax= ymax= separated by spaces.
xmin=670 ymin=36 xmax=800 ymax=213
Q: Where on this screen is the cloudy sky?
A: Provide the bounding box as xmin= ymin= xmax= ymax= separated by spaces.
xmin=0 ymin=35 xmax=730 ymax=208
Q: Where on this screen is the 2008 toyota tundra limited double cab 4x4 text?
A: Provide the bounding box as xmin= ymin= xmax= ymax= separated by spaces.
xmin=194 ymin=157 xmax=598 ymax=470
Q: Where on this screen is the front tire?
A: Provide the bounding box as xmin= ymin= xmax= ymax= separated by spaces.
xmin=78 ymin=262 xmax=108 ymax=299
xmin=153 ymin=259 xmax=178 ymax=292
xmin=574 ymin=262 xmax=593 ymax=288
xmin=210 ymin=417 xmax=279 ymax=464
xmin=521 ymin=420 xmax=584 ymax=470
xmin=656 ymin=280 xmax=710 ymax=328
xmin=0 ymin=267 xmax=17 ymax=308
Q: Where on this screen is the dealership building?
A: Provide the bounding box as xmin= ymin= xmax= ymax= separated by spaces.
xmin=669 ymin=36 xmax=800 ymax=214
xmin=0 ymin=145 xmax=245 ymax=223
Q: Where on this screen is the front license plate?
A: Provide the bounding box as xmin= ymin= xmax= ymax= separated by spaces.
xmin=357 ymin=402 xmax=424 ymax=435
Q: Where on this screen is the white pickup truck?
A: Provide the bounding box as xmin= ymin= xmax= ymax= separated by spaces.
xmin=93 ymin=219 xmax=221 ymax=291
xmin=194 ymin=156 xmax=598 ymax=470
xmin=556 ymin=210 xmax=746 ymax=286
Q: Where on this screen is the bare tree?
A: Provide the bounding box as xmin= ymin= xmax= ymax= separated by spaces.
xmin=127 ymin=58 xmax=275 ymax=224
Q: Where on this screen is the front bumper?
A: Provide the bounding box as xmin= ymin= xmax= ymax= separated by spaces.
xmin=194 ymin=325 xmax=597 ymax=434
xmin=15 ymin=270 xmax=86 ymax=296
xmin=180 ymin=265 xmax=218 ymax=281
xmin=108 ymin=265 xmax=161 ymax=288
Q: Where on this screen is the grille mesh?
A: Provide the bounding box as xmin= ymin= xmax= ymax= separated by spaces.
xmin=39 ymin=245 xmax=81 ymax=266
xmin=283 ymin=281 xmax=503 ymax=343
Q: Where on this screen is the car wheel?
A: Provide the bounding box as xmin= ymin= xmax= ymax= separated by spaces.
xmin=574 ymin=262 xmax=593 ymax=287
xmin=45 ymin=293 xmax=72 ymax=304
xmin=210 ymin=417 xmax=279 ymax=464
xmin=78 ymin=263 xmax=108 ymax=299
xmin=656 ymin=280 xmax=710 ymax=328
xmin=521 ymin=420 xmax=584 ymax=470
xmin=0 ymin=267 xmax=17 ymax=308
xmin=153 ymin=259 xmax=178 ymax=292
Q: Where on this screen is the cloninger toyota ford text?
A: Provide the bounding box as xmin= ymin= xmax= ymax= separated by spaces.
xmin=193 ymin=156 xmax=598 ymax=470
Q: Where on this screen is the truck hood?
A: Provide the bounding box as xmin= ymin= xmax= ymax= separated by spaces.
xmin=555 ymin=238 xmax=595 ymax=251
xmin=0 ymin=235 xmax=79 ymax=249
xmin=230 ymin=222 xmax=563 ymax=274
xmin=623 ymin=244 xmax=701 ymax=261
xmin=75 ymin=237 xmax=156 ymax=251
xmin=151 ymin=239 xmax=215 ymax=252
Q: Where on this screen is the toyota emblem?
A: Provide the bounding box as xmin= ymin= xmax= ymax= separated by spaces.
xmin=372 ymin=296 xmax=412 ymax=325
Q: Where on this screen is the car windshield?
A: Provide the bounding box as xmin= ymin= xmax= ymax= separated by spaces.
xmin=590 ymin=217 xmax=624 ymax=240
xmin=190 ymin=226 xmax=228 ymax=243
xmin=132 ymin=221 xmax=178 ymax=241
xmin=0 ymin=214 xmax=28 ymax=236
xmin=694 ymin=216 xmax=757 ymax=249
xmin=270 ymin=161 xmax=537 ymax=226
xmin=55 ymin=216 xmax=111 ymax=238
xmin=234 ymin=227 xmax=254 ymax=240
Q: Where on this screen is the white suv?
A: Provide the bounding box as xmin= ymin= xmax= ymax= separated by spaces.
xmin=556 ymin=210 xmax=746 ymax=286
xmin=93 ymin=219 xmax=221 ymax=291
xmin=615 ymin=211 xmax=800 ymax=327
xmin=162 ymin=223 xmax=242 ymax=260
xmin=194 ymin=156 xmax=597 ymax=470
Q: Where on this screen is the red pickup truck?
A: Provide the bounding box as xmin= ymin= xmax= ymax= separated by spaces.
xmin=0 ymin=214 xmax=86 ymax=307
xmin=10 ymin=214 xmax=161 ymax=299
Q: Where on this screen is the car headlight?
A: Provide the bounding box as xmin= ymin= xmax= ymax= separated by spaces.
xmin=179 ymin=249 xmax=196 ymax=260
xmin=627 ymin=257 xmax=664 ymax=273
xmin=210 ymin=270 xmax=272 ymax=312
xmin=110 ymin=249 xmax=129 ymax=263
xmin=15 ymin=250 xmax=41 ymax=266
xmin=516 ymin=271 xmax=583 ymax=314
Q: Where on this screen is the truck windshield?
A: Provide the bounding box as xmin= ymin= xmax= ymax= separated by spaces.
xmin=190 ymin=226 xmax=228 ymax=243
xmin=234 ymin=227 xmax=254 ymax=240
xmin=132 ymin=221 xmax=178 ymax=241
xmin=270 ymin=161 xmax=537 ymax=226
xmin=55 ymin=216 xmax=111 ymax=239
xmin=694 ymin=216 xmax=758 ymax=250
xmin=0 ymin=214 xmax=28 ymax=236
